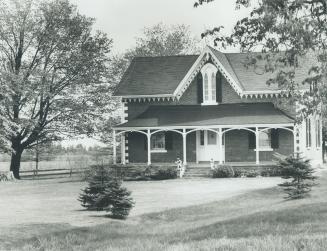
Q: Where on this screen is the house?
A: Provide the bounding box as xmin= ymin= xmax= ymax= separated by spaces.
xmin=112 ymin=46 xmax=323 ymax=169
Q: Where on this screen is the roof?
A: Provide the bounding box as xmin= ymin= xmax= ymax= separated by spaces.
xmin=114 ymin=46 xmax=316 ymax=98
xmin=223 ymin=50 xmax=316 ymax=92
xmin=115 ymin=55 xmax=198 ymax=96
xmin=115 ymin=103 xmax=294 ymax=128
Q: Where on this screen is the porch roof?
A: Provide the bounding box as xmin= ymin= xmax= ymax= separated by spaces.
xmin=115 ymin=103 xmax=294 ymax=129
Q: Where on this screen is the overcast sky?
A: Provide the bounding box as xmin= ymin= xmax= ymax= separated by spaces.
xmin=69 ymin=0 xmax=250 ymax=54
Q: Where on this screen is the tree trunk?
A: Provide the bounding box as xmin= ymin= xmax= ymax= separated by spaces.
xmin=10 ymin=148 xmax=23 ymax=179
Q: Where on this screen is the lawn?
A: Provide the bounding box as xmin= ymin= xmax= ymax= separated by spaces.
xmin=1 ymin=172 xmax=327 ymax=250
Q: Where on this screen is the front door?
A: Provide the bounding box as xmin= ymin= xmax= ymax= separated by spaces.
xmin=196 ymin=130 xmax=220 ymax=162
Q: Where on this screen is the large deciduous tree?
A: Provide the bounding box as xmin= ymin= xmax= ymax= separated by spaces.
xmin=195 ymin=0 xmax=327 ymax=117
xmin=0 ymin=0 xmax=113 ymax=178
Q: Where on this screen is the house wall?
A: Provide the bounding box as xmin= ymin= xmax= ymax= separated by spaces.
xmin=298 ymin=114 xmax=323 ymax=166
xmin=128 ymin=131 xmax=197 ymax=163
xmin=224 ymin=129 xmax=293 ymax=162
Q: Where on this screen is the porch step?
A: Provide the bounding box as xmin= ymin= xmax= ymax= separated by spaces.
xmin=183 ymin=166 xmax=211 ymax=178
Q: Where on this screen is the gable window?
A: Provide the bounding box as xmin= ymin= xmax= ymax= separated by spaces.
xmin=201 ymin=63 xmax=218 ymax=105
xmin=151 ymin=132 xmax=166 ymax=152
xmin=306 ymin=118 xmax=312 ymax=148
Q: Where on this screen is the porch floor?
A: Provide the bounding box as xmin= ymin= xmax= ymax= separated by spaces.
xmin=124 ymin=161 xmax=276 ymax=167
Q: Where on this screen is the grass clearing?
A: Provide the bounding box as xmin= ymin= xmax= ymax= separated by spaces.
xmin=1 ymin=172 xmax=327 ymax=250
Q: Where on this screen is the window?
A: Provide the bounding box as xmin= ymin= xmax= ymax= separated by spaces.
xmin=151 ymin=132 xmax=166 ymax=152
xmin=306 ymin=118 xmax=312 ymax=148
xmin=207 ymin=131 xmax=217 ymax=145
xmin=258 ymin=130 xmax=272 ymax=150
xmin=316 ymin=118 xmax=321 ymax=148
xmin=201 ymin=63 xmax=218 ymax=105
xmin=200 ymin=131 xmax=204 ymax=145
xmin=204 ymin=74 xmax=209 ymax=101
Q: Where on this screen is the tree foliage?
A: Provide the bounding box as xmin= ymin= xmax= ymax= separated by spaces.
xmin=79 ymin=165 xmax=134 ymax=219
xmin=0 ymin=0 xmax=114 ymax=178
xmin=195 ymin=0 xmax=327 ymax=117
xmin=277 ymin=155 xmax=317 ymax=199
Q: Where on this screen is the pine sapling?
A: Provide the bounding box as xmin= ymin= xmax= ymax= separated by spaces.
xmin=277 ymin=155 xmax=317 ymax=199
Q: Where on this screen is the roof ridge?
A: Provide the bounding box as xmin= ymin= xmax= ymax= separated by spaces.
xmin=133 ymin=54 xmax=199 ymax=59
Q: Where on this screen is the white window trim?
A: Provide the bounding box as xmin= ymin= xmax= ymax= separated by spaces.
xmin=201 ymin=63 xmax=218 ymax=105
xmin=254 ymin=147 xmax=274 ymax=152
xmin=151 ymin=132 xmax=166 ymax=152
xmin=151 ymin=149 xmax=167 ymax=153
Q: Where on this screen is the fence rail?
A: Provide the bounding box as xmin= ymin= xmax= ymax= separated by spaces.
xmin=20 ymin=168 xmax=88 ymax=179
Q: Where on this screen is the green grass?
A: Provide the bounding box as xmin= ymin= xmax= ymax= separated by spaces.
xmin=2 ymin=172 xmax=327 ymax=250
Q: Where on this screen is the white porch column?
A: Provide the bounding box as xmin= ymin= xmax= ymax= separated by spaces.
xmin=218 ymin=128 xmax=223 ymax=164
xmin=113 ymin=130 xmax=117 ymax=164
xmin=147 ymin=129 xmax=151 ymax=165
xmin=255 ymin=127 xmax=260 ymax=165
xmin=121 ymin=134 xmax=126 ymax=165
xmin=182 ymin=128 xmax=187 ymax=165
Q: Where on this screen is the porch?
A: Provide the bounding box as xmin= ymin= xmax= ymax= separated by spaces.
xmin=113 ymin=103 xmax=298 ymax=166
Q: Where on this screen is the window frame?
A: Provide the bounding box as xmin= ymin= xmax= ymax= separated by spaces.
xmin=200 ymin=63 xmax=218 ymax=105
xmin=151 ymin=132 xmax=167 ymax=153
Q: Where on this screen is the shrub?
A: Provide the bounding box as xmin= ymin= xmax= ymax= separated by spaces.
xmin=277 ymin=155 xmax=317 ymax=200
xmin=244 ymin=170 xmax=259 ymax=178
xmin=150 ymin=166 xmax=177 ymax=180
xmin=260 ymin=166 xmax=282 ymax=177
xmin=212 ymin=165 xmax=234 ymax=178
xmin=79 ymin=165 xmax=134 ymax=219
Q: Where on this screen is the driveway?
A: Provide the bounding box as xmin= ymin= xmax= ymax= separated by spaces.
xmin=0 ymin=177 xmax=280 ymax=227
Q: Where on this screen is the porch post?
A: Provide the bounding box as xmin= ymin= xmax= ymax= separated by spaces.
xmin=121 ymin=134 xmax=126 ymax=165
xmin=112 ymin=129 xmax=117 ymax=164
xmin=218 ymin=128 xmax=223 ymax=164
xmin=255 ymin=127 xmax=260 ymax=165
xmin=182 ymin=128 xmax=187 ymax=165
xmin=147 ymin=129 xmax=151 ymax=165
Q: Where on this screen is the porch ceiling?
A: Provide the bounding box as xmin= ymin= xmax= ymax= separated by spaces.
xmin=115 ymin=103 xmax=294 ymax=129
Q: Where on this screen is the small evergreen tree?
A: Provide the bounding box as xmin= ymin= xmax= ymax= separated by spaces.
xmin=79 ymin=165 xmax=134 ymax=219
xmin=277 ymin=155 xmax=317 ymax=199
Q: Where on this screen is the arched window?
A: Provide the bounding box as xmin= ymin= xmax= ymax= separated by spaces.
xmin=201 ymin=63 xmax=218 ymax=105
xmin=204 ymin=73 xmax=209 ymax=101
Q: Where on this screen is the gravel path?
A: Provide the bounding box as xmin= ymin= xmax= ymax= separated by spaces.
xmin=0 ymin=177 xmax=280 ymax=227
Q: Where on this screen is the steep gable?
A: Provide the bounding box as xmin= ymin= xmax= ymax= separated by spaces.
xmin=114 ymin=46 xmax=313 ymax=101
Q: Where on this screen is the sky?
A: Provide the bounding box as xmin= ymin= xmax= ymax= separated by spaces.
xmin=69 ymin=0 xmax=250 ymax=54
xmin=63 ymin=0 xmax=251 ymax=147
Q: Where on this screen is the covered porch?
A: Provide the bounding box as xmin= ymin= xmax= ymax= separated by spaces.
xmin=113 ymin=103 xmax=298 ymax=166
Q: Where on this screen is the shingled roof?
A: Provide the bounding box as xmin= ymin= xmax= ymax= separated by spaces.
xmin=114 ymin=46 xmax=314 ymax=98
xmin=115 ymin=55 xmax=198 ymax=96
xmin=116 ymin=103 xmax=294 ymax=128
